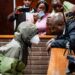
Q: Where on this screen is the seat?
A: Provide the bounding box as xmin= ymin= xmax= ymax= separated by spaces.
xmin=47 ymin=48 xmax=68 ymax=75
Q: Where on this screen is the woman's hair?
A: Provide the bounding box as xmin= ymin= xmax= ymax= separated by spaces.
xmin=35 ymin=0 xmax=49 ymax=12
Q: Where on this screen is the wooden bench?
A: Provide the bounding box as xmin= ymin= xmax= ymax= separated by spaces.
xmin=47 ymin=48 xmax=68 ymax=75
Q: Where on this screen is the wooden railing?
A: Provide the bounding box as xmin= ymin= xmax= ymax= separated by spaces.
xmin=0 ymin=35 xmax=14 ymax=39
xmin=0 ymin=35 xmax=56 ymax=39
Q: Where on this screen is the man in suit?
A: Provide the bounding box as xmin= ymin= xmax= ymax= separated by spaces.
xmin=46 ymin=0 xmax=75 ymax=74
xmin=46 ymin=0 xmax=75 ymax=55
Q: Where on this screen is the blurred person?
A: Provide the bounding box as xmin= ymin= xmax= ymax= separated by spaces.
xmin=46 ymin=0 xmax=75 ymax=35
xmin=50 ymin=0 xmax=75 ymax=15
xmin=46 ymin=0 xmax=75 ymax=74
xmin=0 ymin=21 xmax=40 ymax=75
xmin=33 ymin=0 xmax=49 ymax=35
xmin=8 ymin=0 xmax=34 ymax=32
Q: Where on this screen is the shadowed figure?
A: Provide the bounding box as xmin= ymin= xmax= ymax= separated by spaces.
xmin=0 ymin=21 xmax=40 ymax=75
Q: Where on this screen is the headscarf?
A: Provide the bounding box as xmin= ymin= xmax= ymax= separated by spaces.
xmin=14 ymin=21 xmax=38 ymax=43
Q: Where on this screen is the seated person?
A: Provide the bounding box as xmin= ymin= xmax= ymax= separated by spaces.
xmin=46 ymin=0 xmax=75 ymax=74
xmin=46 ymin=0 xmax=75 ymax=53
xmin=46 ymin=0 xmax=75 ymax=35
xmin=8 ymin=0 xmax=34 ymax=32
xmin=51 ymin=0 xmax=75 ymax=13
xmin=33 ymin=0 xmax=49 ymax=34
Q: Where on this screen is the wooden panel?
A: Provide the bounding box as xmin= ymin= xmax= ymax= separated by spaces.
xmin=67 ymin=0 xmax=75 ymax=4
xmin=0 ymin=0 xmax=13 ymax=35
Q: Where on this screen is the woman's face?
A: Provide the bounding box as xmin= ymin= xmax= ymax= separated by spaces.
xmin=37 ymin=3 xmax=46 ymax=12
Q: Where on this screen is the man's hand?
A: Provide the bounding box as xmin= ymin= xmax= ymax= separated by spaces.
xmin=46 ymin=38 xmax=55 ymax=54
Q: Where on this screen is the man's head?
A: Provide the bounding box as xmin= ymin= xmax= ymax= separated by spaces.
xmin=23 ymin=0 xmax=33 ymax=7
xmin=46 ymin=13 xmax=64 ymax=35
xmin=15 ymin=21 xmax=40 ymax=44
xmin=51 ymin=0 xmax=64 ymax=12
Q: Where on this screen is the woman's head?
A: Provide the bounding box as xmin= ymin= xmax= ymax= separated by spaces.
xmin=36 ymin=0 xmax=49 ymax=13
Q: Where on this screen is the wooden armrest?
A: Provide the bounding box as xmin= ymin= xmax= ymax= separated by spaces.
xmin=0 ymin=35 xmax=56 ymax=39
xmin=0 ymin=35 xmax=14 ymax=39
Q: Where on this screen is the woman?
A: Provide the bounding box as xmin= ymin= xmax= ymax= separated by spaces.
xmin=34 ymin=0 xmax=49 ymax=34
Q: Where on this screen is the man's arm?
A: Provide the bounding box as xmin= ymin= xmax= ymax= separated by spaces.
xmin=7 ymin=6 xmax=23 ymax=21
xmin=7 ymin=10 xmax=17 ymax=21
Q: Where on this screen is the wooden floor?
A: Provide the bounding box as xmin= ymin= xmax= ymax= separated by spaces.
xmin=47 ymin=48 xmax=68 ymax=75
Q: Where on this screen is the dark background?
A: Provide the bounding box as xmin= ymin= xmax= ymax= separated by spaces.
xmin=0 ymin=0 xmax=75 ymax=35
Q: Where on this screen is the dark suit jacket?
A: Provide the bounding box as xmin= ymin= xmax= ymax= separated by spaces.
xmin=15 ymin=13 xmax=26 ymax=31
xmin=51 ymin=12 xmax=75 ymax=52
xmin=8 ymin=11 xmax=26 ymax=32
